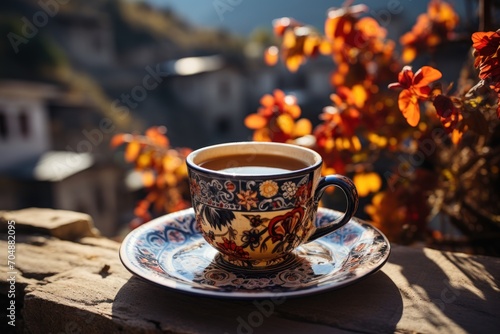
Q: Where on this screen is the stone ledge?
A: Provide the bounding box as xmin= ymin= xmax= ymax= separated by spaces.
xmin=1 ymin=208 xmax=500 ymax=333
xmin=0 ymin=208 xmax=99 ymax=241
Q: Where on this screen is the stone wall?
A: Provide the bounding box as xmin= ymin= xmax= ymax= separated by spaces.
xmin=1 ymin=208 xmax=499 ymax=333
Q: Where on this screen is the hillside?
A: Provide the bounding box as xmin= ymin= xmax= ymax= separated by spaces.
xmin=148 ymin=0 xmax=460 ymax=39
xmin=0 ymin=0 xmax=245 ymax=135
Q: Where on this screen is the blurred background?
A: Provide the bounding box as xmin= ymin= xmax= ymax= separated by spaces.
xmin=0 ymin=0 xmax=481 ymax=237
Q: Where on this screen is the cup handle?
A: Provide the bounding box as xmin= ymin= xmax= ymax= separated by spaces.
xmin=306 ymin=175 xmax=359 ymax=242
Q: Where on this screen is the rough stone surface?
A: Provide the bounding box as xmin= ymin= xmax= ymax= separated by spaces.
xmin=0 ymin=208 xmax=99 ymax=240
xmin=1 ymin=209 xmax=500 ymax=333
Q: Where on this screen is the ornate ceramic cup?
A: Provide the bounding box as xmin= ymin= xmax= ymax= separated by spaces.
xmin=186 ymin=142 xmax=358 ymax=269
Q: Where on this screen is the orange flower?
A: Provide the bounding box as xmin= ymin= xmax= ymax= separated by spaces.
xmin=366 ymin=169 xmax=436 ymax=242
xmin=265 ymin=17 xmax=324 ymax=72
xmin=237 ymin=190 xmax=259 ymax=210
xmin=389 ymin=66 xmax=442 ymax=126
xmin=273 ymin=17 xmax=301 ymax=37
xmin=428 ymin=0 xmax=459 ymax=30
xmin=321 ymin=2 xmax=397 ymax=95
xmin=313 ymin=87 xmax=363 ymax=155
xmin=365 ymin=191 xmax=407 ymax=241
xmin=324 ymin=3 xmax=389 ymax=65
xmin=244 ymin=90 xmax=311 ymax=142
xmin=324 ymin=4 xmax=369 ymax=48
xmin=433 ymin=94 xmax=465 ymax=144
xmin=111 ymin=126 xmax=191 ymax=226
xmin=473 ymin=30 xmax=500 ymax=58
xmin=472 ymin=30 xmax=500 ymax=118
xmin=400 ymin=0 xmax=458 ymax=63
xmin=472 ymin=30 xmax=500 ymax=81
xmin=264 ymin=46 xmax=279 ymax=66
xmin=353 ymin=172 xmax=382 ymax=197
xmin=310 ymin=86 xmax=365 ymax=176
xmin=334 ymin=85 xmax=368 ymax=111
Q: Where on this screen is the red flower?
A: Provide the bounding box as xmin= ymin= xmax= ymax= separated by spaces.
xmin=472 ymin=30 xmax=500 ymax=118
xmin=267 ymin=207 xmax=304 ymax=243
xmin=433 ymin=94 xmax=458 ymax=118
xmin=389 ymin=66 xmax=442 ymax=126
xmin=265 ymin=17 xmax=324 ymax=72
xmin=294 ymin=181 xmax=312 ymax=206
xmin=472 ymin=30 xmax=500 ymax=81
xmin=312 ymin=86 xmax=363 ymax=160
xmin=433 ymin=95 xmax=465 ymax=144
xmin=244 ymin=90 xmax=311 ymax=142
xmin=400 ymin=0 xmax=459 ymax=63
xmin=216 ymin=238 xmax=250 ymax=261
xmin=324 ymin=4 xmax=369 ymax=49
xmin=472 ymin=30 xmax=500 ymax=59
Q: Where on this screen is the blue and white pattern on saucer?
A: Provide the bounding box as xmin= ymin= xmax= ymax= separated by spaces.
xmin=119 ymin=207 xmax=390 ymax=299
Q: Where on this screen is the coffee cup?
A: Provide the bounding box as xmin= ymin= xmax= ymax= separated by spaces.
xmin=186 ymin=141 xmax=358 ymax=269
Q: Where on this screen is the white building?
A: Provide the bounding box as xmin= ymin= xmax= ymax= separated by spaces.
xmin=0 ymin=81 xmax=56 ymax=169
xmin=0 ymin=80 xmax=125 ymax=236
xmin=165 ymin=55 xmax=247 ymax=143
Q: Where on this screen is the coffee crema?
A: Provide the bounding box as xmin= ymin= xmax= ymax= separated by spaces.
xmin=198 ymin=153 xmax=309 ymax=175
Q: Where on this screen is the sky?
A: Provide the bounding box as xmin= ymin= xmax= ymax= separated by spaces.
xmin=145 ymin=0 xmax=467 ymax=39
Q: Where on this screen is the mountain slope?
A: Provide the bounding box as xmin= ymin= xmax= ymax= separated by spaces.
xmin=147 ymin=0 xmax=457 ymax=39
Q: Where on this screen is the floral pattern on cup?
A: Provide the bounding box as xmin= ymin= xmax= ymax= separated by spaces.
xmin=189 ymin=168 xmax=319 ymax=268
xmin=192 ymin=200 xmax=318 ymax=268
xmin=188 ymin=169 xmax=313 ymax=212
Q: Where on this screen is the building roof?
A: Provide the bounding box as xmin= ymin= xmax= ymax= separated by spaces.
xmin=163 ymin=55 xmax=225 ymax=77
xmin=0 ymin=151 xmax=94 ymax=182
xmin=0 ymin=80 xmax=61 ymax=101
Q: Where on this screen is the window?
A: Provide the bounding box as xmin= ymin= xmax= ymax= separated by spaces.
xmin=0 ymin=111 xmax=8 ymax=140
xmin=19 ymin=111 xmax=30 ymax=138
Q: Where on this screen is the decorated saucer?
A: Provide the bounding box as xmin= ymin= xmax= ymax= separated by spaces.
xmin=119 ymin=207 xmax=390 ymax=299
